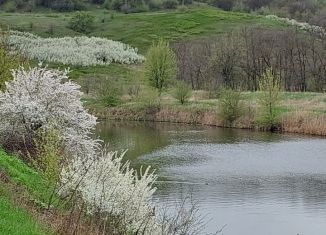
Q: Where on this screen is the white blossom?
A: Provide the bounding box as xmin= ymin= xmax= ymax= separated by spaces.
xmin=8 ymin=31 xmax=144 ymax=66
xmin=266 ymin=15 xmax=326 ymax=38
xmin=0 ymin=66 xmax=98 ymax=160
xmin=0 ymin=66 xmax=160 ymax=233
xmin=60 ymin=149 xmax=160 ymax=234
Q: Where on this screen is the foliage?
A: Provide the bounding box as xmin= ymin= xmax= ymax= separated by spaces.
xmin=8 ymin=31 xmax=144 ymax=66
xmin=172 ymin=80 xmax=192 ymax=104
xmin=69 ymin=11 xmax=94 ymax=33
xmin=0 ymin=66 xmax=98 ymax=162
xmin=33 ymin=128 xmax=63 ymax=206
xmin=0 ymin=66 xmax=161 ymax=234
xmin=60 ymin=149 xmax=159 ymax=234
xmin=162 ymin=0 xmax=178 ymax=9
xmin=257 ymin=68 xmax=282 ymax=130
xmin=95 ymin=76 xmax=122 ymax=107
xmin=218 ymin=88 xmax=242 ymax=126
xmin=145 ymin=39 xmax=177 ymax=92
xmin=48 ymin=0 xmax=87 ymax=11
xmin=210 ymin=0 xmax=235 ymax=11
xmin=0 ymin=30 xmax=25 ymax=91
xmin=266 ymin=15 xmax=326 ymax=38
xmin=137 ymin=87 xmax=161 ymax=109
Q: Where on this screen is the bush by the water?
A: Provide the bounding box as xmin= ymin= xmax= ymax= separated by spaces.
xmin=218 ymin=88 xmax=243 ymax=126
xmin=0 ymin=66 xmax=160 ymax=233
xmin=257 ymin=69 xmax=282 ymax=130
xmin=172 ymin=80 xmax=192 ymax=104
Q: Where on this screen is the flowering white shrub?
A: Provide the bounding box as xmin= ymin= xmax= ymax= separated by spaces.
xmin=0 ymin=66 xmax=160 ymax=234
xmin=0 ymin=66 xmax=98 ymax=159
xmin=8 ymin=31 xmax=144 ymax=66
xmin=60 ymin=149 xmax=159 ymax=234
xmin=266 ymin=15 xmax=326 ymax=38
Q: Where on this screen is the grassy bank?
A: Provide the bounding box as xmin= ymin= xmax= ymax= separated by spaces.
xmin=0 ymin=150 xmax=52 ymax=235
xmin=89 ymin=91 xmax=326 ymax=136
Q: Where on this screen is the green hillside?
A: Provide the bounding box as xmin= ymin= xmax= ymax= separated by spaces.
xmin=0 ymin=7 xmax=285 ymax=52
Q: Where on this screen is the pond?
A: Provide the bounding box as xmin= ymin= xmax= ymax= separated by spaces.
xmin=96 ymin=120 xmax=326 ymax=235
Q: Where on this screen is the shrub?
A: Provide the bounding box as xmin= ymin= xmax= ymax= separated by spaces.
xmin=244 ymin=0 xmax=272 ymax=10
xmin=126 ymin=82 xmax=141 ymax=99
xmin=144 ymin=39 xmax=177 ymax=92
xmin=178 ymin=0 xmax=193 ymax=5
xmin=265 ymin=15 xmax=326 ymax=37
xmin=91 ymin=0 xmax=105 ymax=4
xmin=103 ymin=0 xmax=112 ymax=9
xmin=110 ymin=0 xmax=124 ymax=10
xmin=257 ymin=68 xmax=282 ymax=130
xmin=40 ymin=0 xmax=86 ymax=11
xmin=137 ymin=87 xmax=161 ymax=111
xmin=33 ymin=128 xmax=63 ymax=206
xmin=68 ymin=11 xmax=94 ymax=34
xmin=2 ymin=1 xmax=17 ymax=12
xmin=95 ymin=77 xmax=122 ymax=107
xmin=0 ymin=66 xmax=161 ymax=234
xmin=34 ymin=128 xmax=62 ymax=186
xmin=148 ymin=0 xmax=162 ymax=10
xmin=8 ymin=31 xmax=144 ymax=66
xmin=162 ymin=0 xmax=178 ymax=9
xmin=172 ymin=80 xmax=192 ymax=105
xmin=0 ymin=66 xmax=98 ymax=161
xmin=101 ymin=95 xmax=121 ymax=107
xmin=210 ymin=0 xmax=235 ymax=11
xmin=218 ymin=88 xmax=242 ymax=126
xmin=60 ymin=149 xmax=159 ymax=234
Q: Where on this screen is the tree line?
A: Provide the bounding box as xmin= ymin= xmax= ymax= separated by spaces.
xmin=173 ymin=27 xmax=326 ymax=92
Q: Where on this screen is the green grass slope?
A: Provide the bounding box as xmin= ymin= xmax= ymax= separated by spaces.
xmin=0 ymin=196 xmax=50 ymax=235
xmin=0 ymin=150 xmax=51 ymax=235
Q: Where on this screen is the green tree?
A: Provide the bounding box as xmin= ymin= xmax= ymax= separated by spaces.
xmin=69 ymin=11 xmax=94 ymax=33
xmin=173 ymin=80 xmax=192 ymax=105
xmin=218 ymin=88 xmax=243 ymax=126
xmin=144 ymin=39 xmax=177 ymax=93
xmin=257 ymin=68 xmax=282 ymax=130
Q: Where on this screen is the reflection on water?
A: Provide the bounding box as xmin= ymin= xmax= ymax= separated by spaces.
xmin=96 ymin=121 xmax=326 ymax=235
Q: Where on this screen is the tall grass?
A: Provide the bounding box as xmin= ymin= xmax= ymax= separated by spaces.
xmin=281 ymin=111 xmax=326 ymax=136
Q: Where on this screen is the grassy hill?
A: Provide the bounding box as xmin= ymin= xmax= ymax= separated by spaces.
xmin=0 ymin=6 xmax=285 ymax=52
xmin=0 ymin=6 xmax=287 ymax=92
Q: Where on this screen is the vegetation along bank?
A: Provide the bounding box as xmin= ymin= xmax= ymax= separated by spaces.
xmin=0 ymin=1 xmax=325 ymax=234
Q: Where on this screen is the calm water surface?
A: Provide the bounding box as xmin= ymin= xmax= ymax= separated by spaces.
xmin=96 ymin=121 xmax=326 ymax=235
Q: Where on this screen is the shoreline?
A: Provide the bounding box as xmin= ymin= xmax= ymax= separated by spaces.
xmin=90 ymin=105 xmax=326 ymax=137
